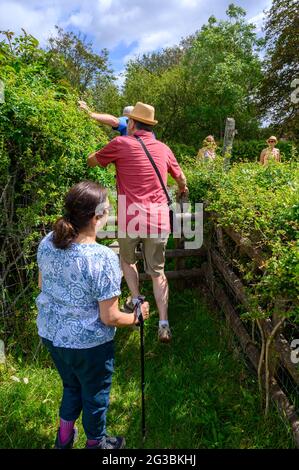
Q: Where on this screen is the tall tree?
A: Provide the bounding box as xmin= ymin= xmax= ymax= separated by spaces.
xmin=47 ymin=26 xmax=112 ymax=92
xmin=123 ymin=4 xmax=263 ymax=145
xmin=182 ymin=4 xmax=263 ymax=143
xmin=260 ymin=0 xmax=299 ymax=137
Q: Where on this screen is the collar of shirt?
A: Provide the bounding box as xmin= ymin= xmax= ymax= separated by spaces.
xmin=133 ymin=130 xmax=154 ymax=139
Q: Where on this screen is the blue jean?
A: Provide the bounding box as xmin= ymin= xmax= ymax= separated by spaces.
xmin=42 ymin=338 xmax=114 ymax=440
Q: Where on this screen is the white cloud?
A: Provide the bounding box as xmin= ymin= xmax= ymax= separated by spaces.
xmin=97 ymin=0 xmax=113 ymax=13
xmin=0 ymin=0 xmax=271 ymax=68
xmin=67 ymin=11 xmax=93 ymax=29
xmin=247 ymin=11 xmax=266 ymax=32
xmin=0 ymin=1 xmax=60 ymax=44
xmin=247 ymin=1 xmax=271 ymax=32
xmin=123 ymin=30 xmax=174 ymax=63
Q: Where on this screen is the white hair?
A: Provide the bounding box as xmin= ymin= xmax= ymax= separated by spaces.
xmin=122 ymin=105 xmax=134 ymax=116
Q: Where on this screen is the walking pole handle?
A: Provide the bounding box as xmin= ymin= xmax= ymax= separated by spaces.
xmin=135 ymin=295 xmax=146 ymax=325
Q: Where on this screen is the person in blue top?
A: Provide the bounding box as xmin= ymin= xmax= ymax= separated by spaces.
xmin=78 ymin=101 xmax=134 ymax=136
xmin=36 ymin=181 xmax=149 ymax=449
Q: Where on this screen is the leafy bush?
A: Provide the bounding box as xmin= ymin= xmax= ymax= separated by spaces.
xmin=166 ymin=141 xmax=197 ymax=164
xmin=167 ymin=140 xmax=298 ymax=165
xmin=228 ymin=140 xmax=298 ymax=163
xmin=185 ymin=158 xmax=299 ymax=318
xmin=0 ymin=34 xmax=114 ymax=336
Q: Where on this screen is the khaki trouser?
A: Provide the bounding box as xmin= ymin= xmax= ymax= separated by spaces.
xmin=118 ymin=235 xmax=168 ymax=277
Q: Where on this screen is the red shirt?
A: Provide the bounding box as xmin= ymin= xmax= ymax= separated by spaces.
xmin=95 ymin=130 xmax=182 ymax=235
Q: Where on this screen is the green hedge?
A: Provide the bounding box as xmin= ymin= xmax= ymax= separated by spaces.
xmin=0 ymin=37 xmax=114 ymax=334
xmin=229 ymin=140 xmax=298 ymax=163
xmin=167 ymin=140 xmax=298 ymax=164
xmin=184 ymin=158 xmax=299 ymax=319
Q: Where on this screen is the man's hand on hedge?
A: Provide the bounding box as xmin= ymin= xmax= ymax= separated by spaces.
xmin=78 ymin=100 xmax=90 ymax=113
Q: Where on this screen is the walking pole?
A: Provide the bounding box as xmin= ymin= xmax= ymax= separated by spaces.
xmin=135 ymin=295 xmax=146 ymax=442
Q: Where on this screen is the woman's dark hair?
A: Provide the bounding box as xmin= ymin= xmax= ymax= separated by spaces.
xmin=53 ymin=181 xmax=107 ymax=249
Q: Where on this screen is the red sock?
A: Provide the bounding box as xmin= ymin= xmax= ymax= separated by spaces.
xmin=59 ymin=418 xmax=75 ymax=444
xmin=87 ymin=439 xmax=100 ymax=446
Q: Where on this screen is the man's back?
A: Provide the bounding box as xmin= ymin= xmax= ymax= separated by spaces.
xmin=96 ymin=130 xmax=181 ymax=206
xmin=95 ymin=130 xmax=182 ymax=234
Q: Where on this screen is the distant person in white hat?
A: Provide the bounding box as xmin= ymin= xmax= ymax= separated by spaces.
xmin=260 ymin=136 xmax=281 ymax=165
xmin=78 ymin=101 xmax=134 ymax=136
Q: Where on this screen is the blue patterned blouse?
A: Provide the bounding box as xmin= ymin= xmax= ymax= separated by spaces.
xmin=36 ymin=232 xmax=122 ymax=349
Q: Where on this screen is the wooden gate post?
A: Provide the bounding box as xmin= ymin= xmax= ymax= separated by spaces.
xmin=222 ymin=117 xmax=236 ymax=171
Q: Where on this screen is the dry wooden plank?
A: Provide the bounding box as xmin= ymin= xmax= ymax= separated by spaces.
xmin=139 ymin=268 xmax=204 ymax=281
xmin=210 ymin=248 xmax=248 ymax=304
xmin=261 ymin=318 xmax=299 ymax=385
xmin=110 ymin=247 xmax=205 ymax=259
xmin=106 ymin=213 xmax=196 ymax=226
xmin=137 ymin=248 xmax=205 ymax=260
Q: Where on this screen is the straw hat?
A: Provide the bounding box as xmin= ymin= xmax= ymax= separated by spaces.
xmin=128 ymin=102 xmax=158 ymax=126
xmin=267 ymin=135 xmax=277 ymax=143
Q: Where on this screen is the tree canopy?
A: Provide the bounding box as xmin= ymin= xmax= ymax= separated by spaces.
xmin=122 ymin=5 xmax=264 ymax=145
xmin=259 ymin=0 xmax=299 ymax=138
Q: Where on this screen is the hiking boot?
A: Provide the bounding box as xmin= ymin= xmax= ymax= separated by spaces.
xmin=158 ymin=325 xmax=172 ymax=343
xmin=54 ymin=428 xmax=78 ymax=449
xmin=85 ymin=436 xmax=126 ymax=449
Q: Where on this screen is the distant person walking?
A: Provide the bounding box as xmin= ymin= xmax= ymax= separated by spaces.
xmin=36 ymin=181 xmax=149 ymax=449
xmin=87 ymin=102 xmax=188 ymax=343
xmin=78 ymin=101 xmax=134 ymax=136
xmin=260 ymin=136 xmax=281 ymax=165
xmin=197 ymin=135 xmax=217 ymax=161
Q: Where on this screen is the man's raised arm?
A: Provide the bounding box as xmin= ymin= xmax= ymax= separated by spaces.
xmin=79 ymin=101 xmax=119 ymax=128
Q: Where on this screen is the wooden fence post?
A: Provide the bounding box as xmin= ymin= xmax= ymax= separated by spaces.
xmin=222 ymin=117 xmax=236 ymax=171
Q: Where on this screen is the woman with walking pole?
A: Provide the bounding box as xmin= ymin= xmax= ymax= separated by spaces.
xmin=36 ymin=181 xmax=149 ymax=449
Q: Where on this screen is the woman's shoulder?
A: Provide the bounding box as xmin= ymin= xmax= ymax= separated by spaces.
xmin=86 ymin=243 xmax=119 ymax=264
xmin=38 ymin=231 xmax=54 ymax=250
xmin=86 ymin=243 xmax=120 ymax=276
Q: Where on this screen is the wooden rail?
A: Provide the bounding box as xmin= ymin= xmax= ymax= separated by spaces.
xmin=210 ymin=247 xmax=299 ymax=386
xmin=202 ymin=262 xmax=299 ymax=448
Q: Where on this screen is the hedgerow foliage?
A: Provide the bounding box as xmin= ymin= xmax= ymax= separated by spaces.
xmin=0 ymin=33 xmax=114 ymax=333
xmin=168 ymin=140 xmax=298 ymax=165
xmin=185 ymin=159 xmax=299 ymax=319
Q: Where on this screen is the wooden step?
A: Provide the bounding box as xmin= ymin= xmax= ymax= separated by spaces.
xmin=139 ymin=268 xmax=203 ymax=281
xmin=109 ymin=243 xmax=205 ymax=259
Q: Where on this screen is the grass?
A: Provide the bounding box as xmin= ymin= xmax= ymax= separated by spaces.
xmin=0 ymin=284 xmax=295 ymax=449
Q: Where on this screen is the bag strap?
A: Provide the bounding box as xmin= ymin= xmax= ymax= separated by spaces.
xmin=134 ymin=135 xmax=172 ymax=206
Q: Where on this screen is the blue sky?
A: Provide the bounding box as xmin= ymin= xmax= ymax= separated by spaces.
xmin=0 ymin=0 xmax=272 ymax=81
